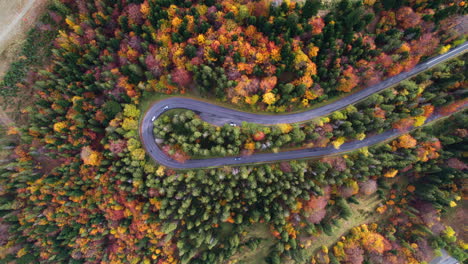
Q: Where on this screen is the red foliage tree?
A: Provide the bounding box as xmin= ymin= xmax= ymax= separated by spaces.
xmin=106 ymin=209 xmax=125 ymax=221
xmin=310 ymin=17 xmax=325 ymax=35
xmin=127 ymin=4 xmax=143 ymax=25
xmin=376 ymin=53 xmax=393 ymax=68
xmin=410 ymin=33 xmax=439 ymax=57
xmin=344 ymin=243 xmax=365 ymax=264
xmin=253 ymin=131 xmax=265 ymax=141
xmin=321 ymin=156 xmax=347 ymax=172
xmin=162 ymin=145 xmax=190 ymax=163
xmin=259 ymin=76 xmax=277 ymax=93
xmin=359 ymin=180 xmax=377 ymax=195
xmin=396 ymin=7 xmax=422 ymax=29
xmin=279 ymin=162 xmax=292 ymax=173
xmin=109 ymin=140 xmax=127 ymax=154
xmin=145 ymin=54 xmax=162 ymax=77
xmin=306 ymin=209 xmax=327 ymax=224
xmin=446 ymin=158 xmax=468 ymax=170
xmin=303 ymin=186 xmax=330 ymax=224
xmin=392 ymin=117 xmax=415 ymax=132
xmin=251 ymin=0 xmax=270 ymax=17
xmin=373 ymin=106 xmax=386 ymax=119
xmin=171 ymin=68 xmax=192 ymax=87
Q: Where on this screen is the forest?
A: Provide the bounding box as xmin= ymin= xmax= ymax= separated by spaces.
xmin=0 ymin=0 xmax=466 ymax=264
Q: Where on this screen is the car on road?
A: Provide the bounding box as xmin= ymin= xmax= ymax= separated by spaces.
xmin=229 ymin=122 xmax=237 ymax=127
xmin=234 ymin=157 xmax=241 ymax=161
xmin=163 ymin=105 xmax=169 ymax=110
xmin=151 ymin=116 xmax=156 ymax=122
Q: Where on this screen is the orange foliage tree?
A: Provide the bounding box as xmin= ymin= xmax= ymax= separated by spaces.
xmin=392 ymin=117 xmax=415 ymax=132
xmin=394 ymin=134 xmax=417 ymax=149
xmin=337 ymin=66 xmax=359 ymax=92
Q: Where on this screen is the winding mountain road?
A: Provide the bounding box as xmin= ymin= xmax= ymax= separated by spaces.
xmin=141 ymin=43 xmax=467 ymax=169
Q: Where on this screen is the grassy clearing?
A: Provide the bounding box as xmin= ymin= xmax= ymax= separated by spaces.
xmin=228 ymin=194 xmax=384 ymax=264
xmin=440 ymin=200 xmax=467 ymax=242
xmin=227 ymin=223 xmax=276 ymax=264
xmin=302 ymin=194 xmax=383 ymax=259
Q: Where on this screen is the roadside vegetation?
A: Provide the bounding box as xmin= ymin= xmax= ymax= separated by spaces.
xmin=154 ymin=56 xmax=467 ymax=161
xmin=0 ymin=1 xmax=466 ymax=264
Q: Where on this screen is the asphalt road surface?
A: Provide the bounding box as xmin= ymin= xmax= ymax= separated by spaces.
xmin=429 ymin=249 xmax=459 ymax=264
xmin=141 ymin=42 xmax=467 ymax=169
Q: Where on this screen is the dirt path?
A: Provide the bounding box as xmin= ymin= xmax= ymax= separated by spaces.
xmin=0 ymin=0 xmax=49 ymax=127
xmin=0 ymin=0 xmax=36 ymax=50
xmin=0 ymin=111 xmax=14 ymax=127
xmin=0 ymin=0 xmax=48 ymax=78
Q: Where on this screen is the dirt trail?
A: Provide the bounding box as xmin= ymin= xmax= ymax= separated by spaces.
xmin=0 ymin=111 xmax=14 ymax=127
xmin=0 ymin=0 xmax=36 ymax=51
xmin=0 ymin=0 xmax=48 ymax=127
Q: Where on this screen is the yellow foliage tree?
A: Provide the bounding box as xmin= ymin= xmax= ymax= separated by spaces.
xmin=262 ymin=92 xmax=277 ymax=105
xmin=156 ymin=166 xmax=165 ymax=177
xmin=361 ymin=232 xmax=388 ymax=254
xmin=131 ymin=148 xmax=146 ymax=160
xmin=397 ymin=42 xmax=411 ymax=53
xmin=122 ymin=118 xmax=138 ymax=131
xmin=384 ymin=169 xmax=398 ymax=178
xmin=81 ymin=146 xmax=101 ymax=166
xmin=53 ymin=121 xmax=67 ymax=133
xmin=197 ymin=34 xmax=205 ymax=45
xmin=356 ymin=133 xmax=366 ymax=140
xmin=304 ymin=90 xmax=318 ymax=100
xmin=332 ymin=137 xmax=346 ymax=149
xmin=359 ymin=147 xmax=370 ymax=156
xmin=171 ymin=17 xmax=182 ymax=28
xmin=364 ymin=0 xmax=376 ymax=5
xmin=413 ymin=116 xmax=426 ymax=127
xmin=443 ymin=226 xmax=456 ymax=238
xmin=278 ymin=123 xmax=293 ymax=133
xmin=123 ymin=104 xmax=140 ymax=118
xmin=439 ymin=44 xmax=451 ymax=54
xmin=308 ymin=46 xmax=319 ymax=57
xmin=245 ymin=95 xmax=259 ymax=105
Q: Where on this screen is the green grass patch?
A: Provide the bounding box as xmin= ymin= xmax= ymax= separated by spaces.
xmin=227 ymin=223 xmax=276 ymax=264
